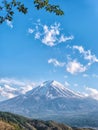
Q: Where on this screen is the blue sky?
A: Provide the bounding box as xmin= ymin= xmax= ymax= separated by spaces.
xmin=0 ymin=0 xmax=98 ymax=101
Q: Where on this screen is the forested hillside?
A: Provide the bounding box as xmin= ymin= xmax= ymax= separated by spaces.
xmin=0 ymin=111 xmax=94 ymax=130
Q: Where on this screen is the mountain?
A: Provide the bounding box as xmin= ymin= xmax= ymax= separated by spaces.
xmin=0 ymin=111 xmax=95 ymax=130
xmin=26 ymin=80 xmax=83 ymax=98
xmin=0 ymin=80 xmax=98 ymax=127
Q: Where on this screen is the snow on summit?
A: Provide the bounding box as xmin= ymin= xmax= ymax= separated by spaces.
xmin=27 ymin=80 xmax=83 ymax=99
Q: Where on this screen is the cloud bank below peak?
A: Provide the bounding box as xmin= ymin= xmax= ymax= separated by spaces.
xmin=0 ymin=78 xmax=35 ymax=101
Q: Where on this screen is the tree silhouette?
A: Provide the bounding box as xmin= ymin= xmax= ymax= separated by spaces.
xmin=0 ymin=0 xmax=64 ymax=24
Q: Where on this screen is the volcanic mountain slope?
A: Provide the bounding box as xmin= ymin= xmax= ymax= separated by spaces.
xmin=26 ymin=80 xmax=83 ymax=98
xmin=0 ymin=111 xmax=94 ymax=130
xmin=0 ymin=80 xmax=98 ymax=127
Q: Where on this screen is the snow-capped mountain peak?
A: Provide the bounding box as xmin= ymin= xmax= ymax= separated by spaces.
xmin=0 ymin=80 xmax=98 ymax=121
xmin=26 ymin=80 xmax=83 ymax=99
xmin=40 ymin=80 xmax=64 ymax=89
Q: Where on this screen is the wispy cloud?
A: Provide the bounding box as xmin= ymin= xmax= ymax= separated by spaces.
xmin=0 ymin=84 xmax=17 ymax=99
xmin=49 ymin=45 xmax=98 ymax=74
xmin=6 ymin=20 xmax=13 ymax=28
xmin=73 ymin=45 xmax=98 ymax=65
xmin=59 ymin=35 xmax=74 ymax=43
xmin=66 ymin=59 xmax=87 ymax=74
xmin=0 ymin=78 xmax=36 ymax=101
xmin=48 ymin=58 xmax=65 ymax=67
xmin=0 ymin=78 xmax=25 ymax=86
xmin=28 ymin=28 xmax=34 ymax=34
xmin=85 ymin=87 xmax=98 ymax=100
xmin=28 ymin=20 xmax=74 ymax=47
xmin=63 ymin=45 xmax=98 ymax=74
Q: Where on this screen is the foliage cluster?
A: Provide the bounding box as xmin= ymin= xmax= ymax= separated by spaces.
xmin=0 ymin=0 xmax=64 ymax=24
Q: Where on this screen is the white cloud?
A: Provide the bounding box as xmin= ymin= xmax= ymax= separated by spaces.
xmin=66 ymin=60 xmax=87 ymax=74
xmin=59 ymin=35 xmax=74 ymax=43
xmin=48 ymin=58 xmax=65 ymax=67
xmin=20 ymin=85 xmax=34 ymax=94
xmin=6 ymin=20 xmax=13 ymax=28
xmin=73 ymin=45 xmax=98 ymax=65
xmin=0 ymin=78 xmax=25 ymax=86
xmin=35 ymin=32 xmax=41 ymax=39
xmin=41 ymin=24 xmax=59 ymax=46
xmin=4 ymin=84 xmax=17 ymax=91
xmin=0 ymin=85 xmax=17 ymax=99
xmin=0 ymin=91 xmax=15 ymax=99
xmin=47 ymin=45 xmax=98 ymax=74
xmin=28 ymin=21 xmax=74 ymax=47
xmin=85 ymin=87 xmax=98 ymax=100
xmin=28 ymin=28 xmax=34 ymax=34
xmin=0 ymin=78 xmax=36 ymax=101
xmin=73 ymin=46 xmax=84 ymax=53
